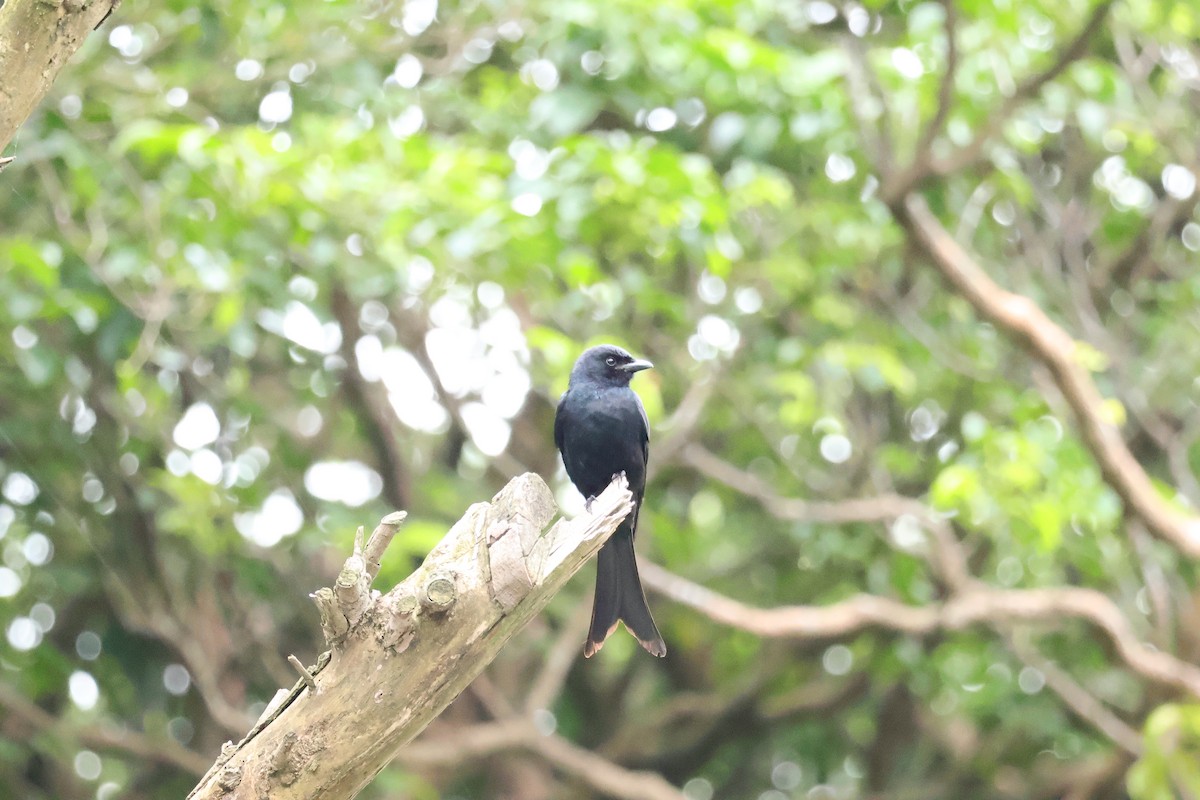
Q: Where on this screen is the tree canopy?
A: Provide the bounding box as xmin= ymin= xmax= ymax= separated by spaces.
xmin=3 ymin=0 xmax=1200 ymax=797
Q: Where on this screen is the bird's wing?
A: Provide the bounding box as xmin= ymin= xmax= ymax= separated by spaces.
xmin=636 ymin=392 xmax=650 ymax=468
xmin=553 ymin=390 xmax=569 ymax=457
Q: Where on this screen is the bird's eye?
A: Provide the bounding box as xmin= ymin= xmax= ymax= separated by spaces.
xmin=605 ymin=357 xmax=616 ymax=366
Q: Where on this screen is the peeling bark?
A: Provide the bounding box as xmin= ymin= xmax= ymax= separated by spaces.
xmin=188 ymin=472 xmax=634 ymax=800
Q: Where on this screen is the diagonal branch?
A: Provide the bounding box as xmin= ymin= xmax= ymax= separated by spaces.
xmin=681 ymin=443 xmax=926 ymax=524
xmin=842 ymin=34 xmax=894 ymax=175
xmin=189 ymin=473 xmax=637 ymax=800
xmin=885 ymin=0 xmax=961 ymax=195
xmin=913 ymin=0 xmax=959 ymax=162
xmin=523 ymin=601 xmax=591 ymax=714
xmin=891 ymin=194 xmax=1200 ymax=557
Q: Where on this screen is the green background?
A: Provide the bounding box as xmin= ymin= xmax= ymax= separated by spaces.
xmin=2 ymin=0 xmax=1200 ymax=797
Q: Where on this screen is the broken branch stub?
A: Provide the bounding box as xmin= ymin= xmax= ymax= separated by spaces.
xmin=189 ymin=472 xmax=634 ymax=800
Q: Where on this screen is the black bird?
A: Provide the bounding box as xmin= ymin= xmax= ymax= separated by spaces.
xmin=555 ymin=344 xmax=666 ymax=658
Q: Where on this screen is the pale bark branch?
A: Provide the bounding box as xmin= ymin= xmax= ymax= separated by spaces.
xmin=533 ymin=725 xmax=687 ymax=800
xmin=926 ymin=0 xmax=1113 ymax=177
xmin=0 ymin=0 xmax=120 ymax=154
xmin=650 ymin=369 xmax=720 ymax=473
xmin=885 ymin=0 xmax=960 ymax=196
xmin=891 ymin=194 xmax=1200 ymax=557
xmin=842 ymin=34 xmax=893 ymax=175
xmin=640 ymin=561 xmax=1200 ymax=698
xmin=189 ymin=472 xmax=636 ymax=800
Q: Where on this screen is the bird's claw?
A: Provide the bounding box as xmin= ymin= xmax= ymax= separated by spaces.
xmin=585 ymin=495 xmax=596 ymax=513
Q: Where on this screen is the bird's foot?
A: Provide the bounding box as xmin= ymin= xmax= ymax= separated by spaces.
xmin=585 ymin=495 xmax=597 ymax=513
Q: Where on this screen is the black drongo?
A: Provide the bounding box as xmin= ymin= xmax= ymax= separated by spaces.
xmin=554 ymin=344 xmax=666 ymax=658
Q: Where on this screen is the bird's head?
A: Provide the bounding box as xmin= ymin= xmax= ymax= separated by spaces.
xmin=570 ymin=344 xmax=653 ymax=387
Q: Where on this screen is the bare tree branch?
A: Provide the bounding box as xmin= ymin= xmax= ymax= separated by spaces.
xmin=930 ymin=0 xmax=1113 ymax=175
xmin=681 ymin=442 xmax=925 ymax=524
xmin=886 ymin=0 xmax=960 ymax=194
xmin=650 ymin=369 xmax=720 ymax=473
xmin=189 ymin=473 xmax=638 ymax=799
xmin=535 ymin=727 xmax=687 ymax=800
xmin=640 ymin=561 xmax=1200 ymax=698
xmin=915 ymin=0 xmax=959 ymax=161
xmin=842 ymin=34 xmax=894 ymax=175
xmin=890 ymin=194 xmax=1200 ymax=556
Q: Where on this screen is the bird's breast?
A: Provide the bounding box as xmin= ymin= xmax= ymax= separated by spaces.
xmin=560 ymin=389 xmax=647 ymax=497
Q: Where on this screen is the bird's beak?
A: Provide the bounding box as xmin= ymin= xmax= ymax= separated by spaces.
xmin=620 ymin=359 xmax=654 ymax=373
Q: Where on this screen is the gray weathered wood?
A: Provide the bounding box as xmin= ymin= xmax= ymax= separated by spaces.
xmin=188 ymin=472 xmax=633 ymax=800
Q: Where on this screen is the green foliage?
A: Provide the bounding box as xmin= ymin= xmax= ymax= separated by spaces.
xmin=1129 ymin=705 xmax=1200 ymax=799
xmin=2 ymin=0 xmax=1198 ymax=797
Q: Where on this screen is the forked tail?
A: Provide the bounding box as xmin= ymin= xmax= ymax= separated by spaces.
xmin=584 ymin=528 xmax=666 ymax=658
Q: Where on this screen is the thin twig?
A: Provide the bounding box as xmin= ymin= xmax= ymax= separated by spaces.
xmin=929 ymin=0 xmax=1114 ymax=178
xmin=470 ymin=671 xmax=518 ymax=720
xmin=650 ymin=368 xmax=720 ymax=474
xmin=679 ymin=443 xmax=972 ymax=590
xmin=287 ymin=655 xmax=319 ymax=693
xmin=842 ymin=34 xmax=893 ymax=175
xmin=915 ymin=0 xmax=959 ymax=159
xmin=889 ymin=0 xmax=960 ymax=193
xmin=681 ymin=443 xmax=924 ymax=524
